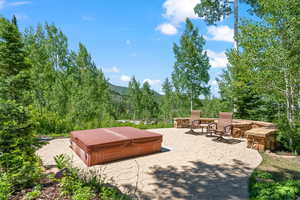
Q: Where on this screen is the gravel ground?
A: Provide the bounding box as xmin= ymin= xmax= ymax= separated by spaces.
xmin=37 ymin=128 xmax=262 ymax=200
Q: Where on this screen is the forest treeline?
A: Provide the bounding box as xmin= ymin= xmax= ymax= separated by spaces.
xmin=3 ymin=20 xmax=209 ymax=135
xmin=0 ymin=16 xmax=226 ymax=136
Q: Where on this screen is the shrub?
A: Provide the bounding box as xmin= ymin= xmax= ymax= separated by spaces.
xmin=0 ymin=101 xmax=43 ymax=190
xmin=0 ymin=173 xmax=12 ymax=200
xmin=250 ymin=171 xmax=300 ymax=200
xmin=54 ymin=154 xmax=69 ymax=169
xmin=276 ymin=118 xmax=300 ymax=154
xmin=8 ymin=155 xmax=42 ymax=189
xmin=57 ymin=156 xmax=132 ymax=199
xmin=32 ymin=110 xmax=71 ymax=135
xmin=24 ymin=185 xmax=42 ymax=200
xmin=100 ymin=186 xmax=131 ymax=200
xmin=72 ymin=186 xmax=95 ymax=200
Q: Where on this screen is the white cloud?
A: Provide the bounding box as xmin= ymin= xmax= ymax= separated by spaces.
xmin=9 ymin=1 xmax=31 ymax=6
xmin=130 ymin=52 xmax=137 ymax=57
xmin=103 ymin=66 xmax=120 ymax=73
xmin=0 ymin=0 xmax=31 ymax=9
xmin=162 ymin=0 xmax=200 ymax=25
xmin=157 ymin=0 xmax=200 ymax=35
xmin=0 ymin=0 xmax=5 ymax=9
xmin=120 ymin=75 xmax=131 ymax=82
xmin=143 ymin=79 xmax=161 ymax=86
xmin=209 ymin=80 xmax=218 ymax=86
xmin=82 ymin=16 xmax=95 ymax=21
xmin=125 ymin=40 xmax=131 ymax=45
xmin=156 ymin=23 xmax=177 ymax=35
xmin=206 ymin=25 xmax=234 ymax=43
xmin=206 ymin=50 xmax=228 ymax=68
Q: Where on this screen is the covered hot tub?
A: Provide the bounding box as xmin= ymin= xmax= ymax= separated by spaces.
xmin=70 ymin=127 xmax=163 ymax=166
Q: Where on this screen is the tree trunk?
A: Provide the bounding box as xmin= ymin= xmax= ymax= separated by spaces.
xmin=190 ymin=96 xmax=193 ymax=112
xmin=284 ymin=70 xmax=293 ymax=124
xmin=234 ymin=0 xmax=239 ymax=50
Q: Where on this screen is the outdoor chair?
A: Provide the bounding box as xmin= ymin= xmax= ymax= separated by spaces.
xmin=207 ymin=112 xmax=233 ymax=140
xmin=185 ymin=110 xmax=201 ymax=135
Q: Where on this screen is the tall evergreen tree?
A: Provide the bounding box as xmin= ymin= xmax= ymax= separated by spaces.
xmin=172 ymin=18 xmax=211 ymax=111
xmin=161 ymin=78 xmax=174 ymax=120
xmin=140 ymin=81 xmax=158 ymax=120
xmin=127 ymin=77 xmax=142 ymax=119
xmin=0 ymin=17 xmax=40 ymax=188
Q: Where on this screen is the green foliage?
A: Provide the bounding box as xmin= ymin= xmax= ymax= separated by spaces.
xmin=126 ymin=77 xmax=161 ymax=120
xmin=172 ymin=18 xmax=210 ymax=111
xmin=160 ymin=78 xmax=174 ymax=120
xmin=0 ymin=17 xmax=31 ymax=104
xmin=194 ymin=0 xmax=232 ymax=25
xmin=250 ymin=171 xmax=300 ymax=200
xmin=276 ymin=118 xmax=300 ymax=154
xmin=200 ymin=97 xmax=231 ymax=118
xmin=127 ymin=77 xmax=142 ymax=120
xmin=54 ymin=154 xmax=69 ymax=169
xmin=32 ymin=110 xmax=71 ymax=135
xmin=72 ymin=186 xmax=95 ymax=200
xmin=58 ymin=157 xmax=131 ymax=199
xmin=25 ymin=185 xmax=42 ymax=200
xmin=110 ymin=121 xmax=173 ymax=130
xmin=218 ymin=0 xmax=300 ymax=151
xmin=140 ymin=82 xmax=159 ymax=120
xmin=24 ymin=24 xmax=113 ymax=134
xmin=100 ymin=186 xmax=131 ymax=200
xmin=0 ymin=17 xmax=42 ymax=192
xmin=0 ymin=173 xmax=12 ymax=200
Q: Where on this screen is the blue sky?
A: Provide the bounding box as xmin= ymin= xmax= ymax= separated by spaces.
xmin=0 ymin=0 xmax=252 ymax=96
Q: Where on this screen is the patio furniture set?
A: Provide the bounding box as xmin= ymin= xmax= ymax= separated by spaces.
xmin=175 ymin=110 xmax=278 ymax=152
xmin=184 ymin=110 xmax=233 ymax=141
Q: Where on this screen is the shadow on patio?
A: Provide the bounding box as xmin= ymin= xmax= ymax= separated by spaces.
xmin=124 ymin=159 xmax=253 ymax=200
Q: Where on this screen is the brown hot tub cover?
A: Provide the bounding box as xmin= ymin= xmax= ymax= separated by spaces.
xmin=70 ymin=127 xmax=163 ymax=166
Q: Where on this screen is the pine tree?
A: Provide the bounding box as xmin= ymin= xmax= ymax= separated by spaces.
xmin=172 ymin=18 xmax=211 ymax=111
xmin=0 ymin=17 xmax=41 ymax=188
xmin=161 ymin=78 xmax=174 ymax=120
xmin=0 ymin=17 xmax=30 ymax=103
xmin=141 ymin=81 xmax=158 ymax=120
xmin=127 ymin=77 xmax=142 ymax=119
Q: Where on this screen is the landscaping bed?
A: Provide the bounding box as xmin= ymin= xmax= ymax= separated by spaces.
xmin=8 ymin=155 xmax=132 ymax=200
xmin=249 ymin=152 xmax=300 ymax=200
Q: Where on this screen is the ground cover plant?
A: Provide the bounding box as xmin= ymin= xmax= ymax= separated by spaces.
xmin=249 ymin=153 xmax=300 ymax=200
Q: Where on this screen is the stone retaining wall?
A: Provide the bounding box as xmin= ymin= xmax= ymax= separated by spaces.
xmin=174 ymin=117 xmax=277 ymax=151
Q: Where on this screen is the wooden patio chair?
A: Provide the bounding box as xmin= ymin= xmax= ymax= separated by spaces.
xmin=207 ymin=112 xmax=233 ymax=140
xmin=185 ymin=110 xmax=201 ymax=135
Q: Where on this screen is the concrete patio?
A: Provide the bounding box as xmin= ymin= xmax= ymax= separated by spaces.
xmin=37 ymin=128 xmax=262 ymax=200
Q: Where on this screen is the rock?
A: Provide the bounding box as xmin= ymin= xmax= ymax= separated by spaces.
xmin=54 ymin=168 xmax=69 ymax=179
xmin=47 ymin=167 xmax=60 ymax=175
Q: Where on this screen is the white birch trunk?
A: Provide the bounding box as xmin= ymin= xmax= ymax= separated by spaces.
xmin=284 ymin=70 xmax=293 ymax=124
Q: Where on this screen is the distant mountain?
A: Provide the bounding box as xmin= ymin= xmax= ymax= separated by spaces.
xmin=109 ymin=83 xmax=129 ymax=96
xmin=108 ymin=83 xmax=161 ymax=97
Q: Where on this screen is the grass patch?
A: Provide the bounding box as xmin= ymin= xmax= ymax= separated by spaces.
xmin=249 ymin=152 xmax=300 ymax=200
